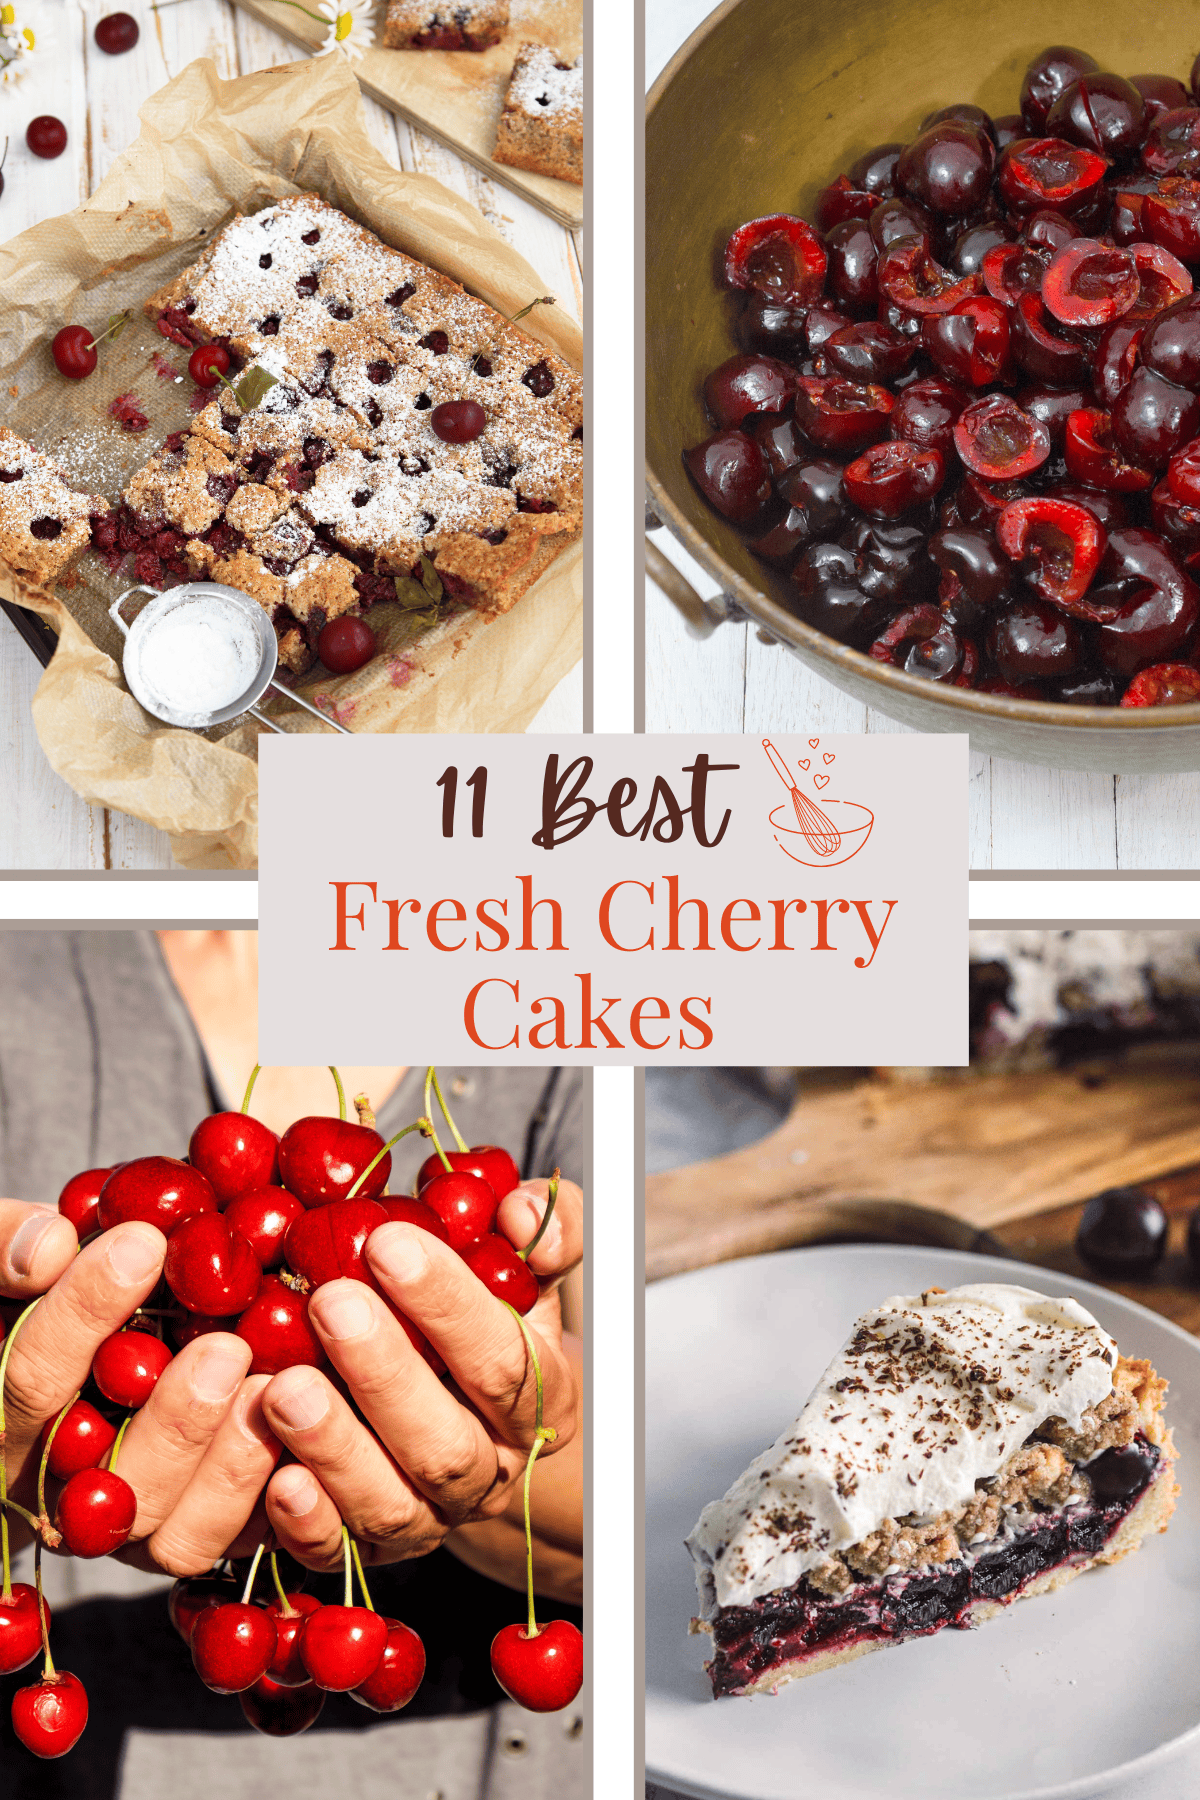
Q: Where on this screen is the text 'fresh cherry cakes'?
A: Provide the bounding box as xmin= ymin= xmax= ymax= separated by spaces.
xmin=687 ymin=1284 xmax=1176 ymax=1695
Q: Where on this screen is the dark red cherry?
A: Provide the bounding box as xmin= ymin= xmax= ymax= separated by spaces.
xmin=997 ymin=138 xmax=1110 ymax=217
xmin=26 ymin=116 xmax=67 ymax=159
xmin=189 ymin=1111 xmax=280 ymax=1205
xmin=1126 ymin=243 xmax=1192 ymax=323
xmin=240 ymin=1672 xmax=326 ymax=1737
xmin=897 ymin=123 xmax=995 ymax=217
xmin=682 ymin=429 xmax=772 ymax=523
xmin=875 ymin=237 xmax=981 ymax=317
xmin=848 ymin=142 xmax=903 ymax=195
xmin=1076 ymin=1185 xmax=1167 ymax=1274
xmin=223 ymin=1186 xmax=305 ymax=1269
xmin=1022 ymin=209 xmax=1081 ymax=254
xmin=169 ymin=1575 xmax=239 ymax=1644
xmin=869 ymin=606 xmax=976 ymax=685
xmin=490 ymin=1619 xmax=583 ymax=1713
xmin=95 ymin=12 xmax=139 ymax=52
xmin=418 ymin=1169 xmax=498 ymax=1251
xmin=1141 ymin=107 xmax=1200 ymax=178
xmin=431 ymin=399 xmax=486 ymax=443
xmin=950 ymin=219 xmax=1013 ymax=277
xmin=794 ymin=377 xmax=894 ymax=455
xmin=317 ymin=615 xmax=375 ymax=673
xmin=928 ymin=527 xmax=1014 ymax=609
xmin=57 ymin=1167 xmax=112 ymax=1238
xmin=1019 ymin=385 xmax=1091 ymax=450
xmin=1020 ymin=46 xmax=1101 ymax=132
xmin=300 ymin=1605 xmax=388 ymax=1692
xmin=823 ymin=322 xmax=914 ymax=385
xmin=188 ymin=344 xmax=230 ymax=388
xmin=0 ymin=1586 xmax=49 ymax=1676
xmin=460 ymin=1235 xmax=540 ymax=1313
xmin=55 ymin=1469 xmax=137 ymax=1559
xmin=51 ymin=325 xmax=98 ymax=380
xmin=1010 ymin=294 xmax=1089 ymax=385
xmin=11 ymin=1670 xmax=88 ymax=1758
xmin=1140 ymin=296 xmax=1200 ymax=388
xmin=1042 ymin=240 xmax=1138 ymax=328
xmin=1169 ymin=438 xmax=1200 ymax=508
xmin=922 ymin=102 xmax=995 ymax=144
xmin=953 ymin=395 xmax=1050 ymax=481
xmin=738 ymin=293 xmax=810 ymax=355
xmin=804 ymin=299 xmax=852 ymax=352
xmin=1092 ymin=527 xmax=1200 ymax=673
xmin=922 ymin=297 xmax=1010 ymax=387
xmin=723 ymin=214 xmax=827 ymax=305
xmin=236 ymin=1275 xmax=327 ymax=1376
xmin=824 ymin=218 xmax=878 ymax=315
xmin=702 ymin=355 xmax=795 ymax=429
xmin=350 ymin=1618 xmax=426 ymax=1713
xmin=1121 ymin=662 xmax=1200 ymax=704
xmin=1111 ymin=367 xmax=1200 ymax=471
xmin=40 ymin=1399 xmax=117 ymax=1480
xmin=890 ymin=376 xmax=969 ymax=460
xmin=1144 ymin=178 xmax=1200 ymax=263
xmin=988 ymin=597 xmax=1083 ymax=683
xmin=192 ymin=1603 xmax=277 ymax=1694
xmin=995 ymin=497 xmax=1107 ymax=615
xmin=164 ymin=1212 xmax=262 ymax=1314
xmin=1064 ymin=408 xmax=1154 ymax=492
xmin=1130 ymin=74 xmax=1190 ymax=123
xmin=1091 ymin=321 xmax=1143 ymax=410
xmin=814 ymin=175 xmax=876 ymax=233
xmin=283 ymin=1198 xmax=387 ymax=1290
xmin=1045 ymin=74 xmax=1147 ymax=159
xmin=97 ymin=1156 xmax=216 ymax=1236
xmin=264 ymin=1594 xmax=322 ymax=1686
xmin=91 ymin=1329 xmax=173 ymax=1408
xmin=277 ymin=1115 xmax=390 ymax=1206
xmin=843 ymin=440 xmax=944 ymax=519
xmin=868 ymin=196 xmax=934 ymax=255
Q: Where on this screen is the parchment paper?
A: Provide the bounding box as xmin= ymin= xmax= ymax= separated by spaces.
xmin=0 ymin=53 xmax=583 ymax=870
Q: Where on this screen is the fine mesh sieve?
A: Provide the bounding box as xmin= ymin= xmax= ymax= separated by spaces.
xmin=109 ymin=582 xmax=352 ymax=734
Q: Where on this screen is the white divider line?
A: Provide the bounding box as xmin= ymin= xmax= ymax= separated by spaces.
xmin=969 ymin=880 xmax=1200 ymax=922
xmin=0 ymin=882 xmax=260 ymax=922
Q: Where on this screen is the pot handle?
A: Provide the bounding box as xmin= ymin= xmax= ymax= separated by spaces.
xmin=644 ymin=505 xmax=739 ymax=640
xmin=109 ymin=584 xmax=161 ymax=639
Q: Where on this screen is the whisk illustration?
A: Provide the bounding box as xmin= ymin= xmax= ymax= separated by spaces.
xmin=762 ymin=738 xmax=842 ymax=857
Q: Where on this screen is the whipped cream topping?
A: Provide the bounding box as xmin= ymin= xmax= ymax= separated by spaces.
xmin=687 ymin=1283 xmax=1117 ymax=1615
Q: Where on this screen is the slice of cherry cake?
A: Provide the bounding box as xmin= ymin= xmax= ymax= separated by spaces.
xmin=687 ymin=1284 xmax=1176 ymax=1696
xmin=0 ymin=427 xmax=108 ymax=589
xmin=381 ymin=0 xmax=508 ymax=51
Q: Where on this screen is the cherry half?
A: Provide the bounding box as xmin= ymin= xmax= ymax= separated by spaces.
xmin=97 ymin=1156 xmax=216 ymax=1236
xmin=55 ymin=1469 xmax=137 ymax=1559
xmin=723 ymin=214 xmax=828 ymax=305
xmin=164 ymin=1212 xmax=262 ymax=1314
xmin=277 ymin=1116 xmax=390 ymax=1206
xmin=11 ymin=1670 xmax=88 ymax=1758
xmin=300 ymin=1604 xmax=388 ymax=1692
xmin=350 ymin=1618 xmax=426 ymax=1713
xmin=91 ymin=1329 xmax=173 ymax=1408
xmin=490 ymin=1619 xmax=583 ymax=1713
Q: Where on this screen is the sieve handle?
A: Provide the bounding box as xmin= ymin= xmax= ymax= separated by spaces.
xmin=109 ymin=584 xmax=161 ymax=639
xmin=260 ymin=679 xmax=353 ymax=735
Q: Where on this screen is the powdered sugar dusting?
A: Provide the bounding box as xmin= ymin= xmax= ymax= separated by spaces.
xmin=507 ymin=43 xmax=582 ymax=122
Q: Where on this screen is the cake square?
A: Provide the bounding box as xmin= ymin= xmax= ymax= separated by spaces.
xmin=381 ymin=0 xmax=508 ymax=51
xmin=0 ymin=428 xmax=108 ymax=589
xmin=493 ymin=44 xmax=583 ymax=186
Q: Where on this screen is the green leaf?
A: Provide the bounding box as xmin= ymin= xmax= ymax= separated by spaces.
xmin=418 ymin=553 xmax=443 ymax=603
xmin=106 ymin=312 xmax=130 ymax=342
xmin=234 ymin=366 xmax=280 ymax=412
xmin=393 ymin=574 xmax=440 ymax=633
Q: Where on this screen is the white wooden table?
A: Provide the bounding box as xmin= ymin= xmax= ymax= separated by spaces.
xmin=645 ymin=0 xmax=1200 ymax=872
xmin=0 ymin=0 xmax=583 ymax=869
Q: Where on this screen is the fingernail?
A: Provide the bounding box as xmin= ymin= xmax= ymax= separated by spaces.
xmin=9 ymin=1209 xmax=60 ymax=1277
xmin=106 ymin=1224 xmax=165 ymax=1286
xmin=310 ymin=1285 xmax=375 ymax=1342
xmin=191 ymin=1340 xmax=249 ymax=1404
xmin=512 ymin=1186 xmax=562 ymax=1257
xmin=369 ymin=1223 xmax=429 ymax=1286
xmin=272 ymin=1464 xmax=320 ymax=1517
xmin=270 ymin=1368 xmax=329 ymax=1431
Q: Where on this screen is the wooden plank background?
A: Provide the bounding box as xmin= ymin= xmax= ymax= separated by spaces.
xmin=0 ymin=0 xmax=584 ymax=869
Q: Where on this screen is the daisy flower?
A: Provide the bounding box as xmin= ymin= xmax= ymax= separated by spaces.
xmin=315 ymin=0 xmax=373 ymax=59
xmin=0 ymin=0 xmax=55 ymax=84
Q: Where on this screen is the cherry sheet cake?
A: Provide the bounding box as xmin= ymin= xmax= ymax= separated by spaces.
xmin=687 ymin=1283 xmax=1176 ymax=1696
xmin=0 ymin=194 xmax=581 ymax=682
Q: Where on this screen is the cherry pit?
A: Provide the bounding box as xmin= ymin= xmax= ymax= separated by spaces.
xmin=684 ymin=43 xmax=1200 ymax=706
xmin=0 ymin=1064 xmax=581 ymax=1755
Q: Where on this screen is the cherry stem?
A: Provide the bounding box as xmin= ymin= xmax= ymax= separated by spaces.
xmin=269 ymin=1549 xmax=295 ymax=1615
xmin=86 ymin=311 xmax=130 ymax=353
xmin=348 ymin=1535 xmax=375 ymax=1612
xmin=328 ymin=1066 xmax=347 ymax=1122
xmin=240 ymin=1540 xmax=268 ymax=1606
xmin=340 ymin=1524 xmax=352 ymax=1608
xmin=0 ymin=1495 xmax=43 ymax=1534
xmin=0 ymin=1493 xmax=7 ymax=1601
xmin=501 ymin=1302 xmax=556 ymax=1639
xmin=517 ymin=1171 xmax=560 ymax=1264
xmin=240 ymin=1065 xmax=263 ymax=1114
xmin=38 ymin=1394 xmax=81 ymax=1522
xmin=35 ymin=1540 xmax=53 ymax=1679
xmin=422 ymin=1069 xmax=454 ymax=1172
xmin=345 ymin=1117 xmax=431 ymax=1199
xmin=426 ymin=1067 xmax=467 ymax=1154
xmin=107 ymin=1414 xmax=133 ymax=1477
xmin=0 ymin=1295 xmax=44 ymax=1586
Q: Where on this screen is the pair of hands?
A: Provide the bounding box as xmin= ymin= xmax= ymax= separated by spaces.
xmin=0 ymin=1178 xmax=581 ymax=1583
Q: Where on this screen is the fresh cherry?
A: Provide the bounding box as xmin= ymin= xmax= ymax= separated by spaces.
xmin=277 ymin=1116 xmax=390 ymax=1206
xmin=91 ymin=1328 xmax=173 ymax=1408
xmin=26 ymin=116 xmax=68 ymax=160
xmin=0 ymin=1586 xmax=49 ymax=1675
xmin=350 ymin=1618 xmax=426 ymax=1713
xmin=300 ymin=1604 xmax=388 ymax=1691
xmin=239 ymin=1672 xmax=326 ymax=1736
xmin=317 ymin=615 xmax=375 ymax=673
xmin=192 ymin=1602 xmax=277 ymax=1694
xmin=682 ymin=430 xmax=772 ymax=522
xmin=171 ymin=1311 xmax=234 ymax=1350
xmin=265 ymin=1593 xmax=322 ymax=1686
xmin=55 ymin=1468 xmax=137 ymax=1558
xmin=11 ymin=1670 xmax=88 ymax=1758
xmin=51 ymin=325 xmax=98 ymax=381
xmin=236 ymin=1274 xmax=327 ymax=1376
xmin=97 ymin=1156 xmax=216 ymax=1236
xmin=1020 ymin=46 xmax=1101 ymax=132
xmin=188 ymin=1110 xmax=279 ymax=1204
xmin=461 ymin=1236 xmax=539 ymax=1313
xmin=223 ymin=1186 xmax=305 ymax=1269
xmin=703 ymin=354 xmax=795 ymax=429
xmin=57 ymin=1166 xmax=112 ymax=1237
xmin=164 ymin=1211 xmax=262 ymax=1314
xmin=94 ymin=12 xmax=139 ymax=52
xmin=186 ymin=343 xmax=230 ymax=389
xmin=988 ymin=597 xmax=1082 ymax=684
xmin=418 ymin=1169 xmax=498 ymax=1250
xmin=283 ymin=1198 xmax=387 ymax=1290
xmin=490 ymin=1619 xmax=583 ymax=1713
xmin=1075 ymin=1185 xmax=1167 ymax=1275
xmin=431 ymin=398 xmax=486 ymax=443
xmin=378 ymin=1196 xmax=449 ymax=1240
xmin=40 ymin=1399 xmax=116 ymax=1479
xmin=168 ymin=1574 xmax=238 ymax=1644
xmin=416 ymin=1143 xmax=520 ymax=1201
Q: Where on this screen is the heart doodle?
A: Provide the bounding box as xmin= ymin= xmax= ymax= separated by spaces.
xmin=823 ymin=753 xmax=835 ymax=765
xmin=808 ymin=738 xmax=820 ymax=748
xmin=813 ymin=773 xmax=830 ymax=790
xmin=797 ymin=759 xmax=811 ymax=771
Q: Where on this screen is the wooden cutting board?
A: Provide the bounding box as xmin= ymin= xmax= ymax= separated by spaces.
xmin=644 ymin=1056 xmax=1200 ymax=1283
xmin=234 ymin=0 xmax=584 ymax=228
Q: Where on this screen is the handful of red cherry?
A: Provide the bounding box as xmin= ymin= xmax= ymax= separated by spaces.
xmin=0 ymin=1066 xmax=582 ymax=1756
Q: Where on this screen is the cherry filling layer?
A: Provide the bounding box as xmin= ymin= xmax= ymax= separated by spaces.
xmin=706 ymin=1436 xmax=1160 ymax=1697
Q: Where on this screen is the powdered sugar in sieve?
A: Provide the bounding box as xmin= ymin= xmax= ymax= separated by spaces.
xmin=123 ymin=589 xmax=262 ymax=727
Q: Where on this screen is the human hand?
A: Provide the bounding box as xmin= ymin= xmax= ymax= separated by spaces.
xmin=258 ymin=1178 xmax=584 ymax=1571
